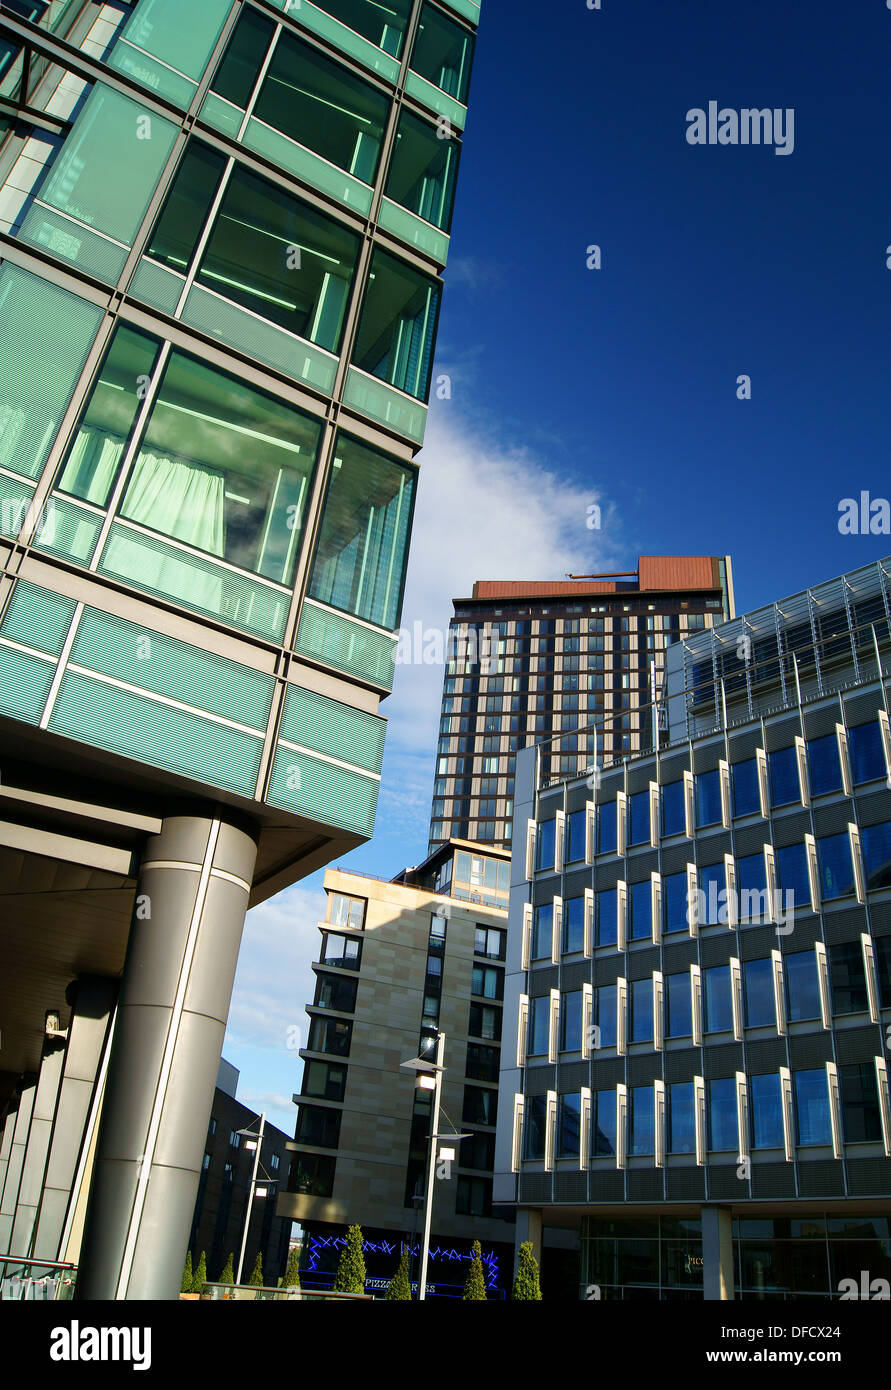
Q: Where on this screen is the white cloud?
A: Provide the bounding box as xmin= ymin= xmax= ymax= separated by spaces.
xmin=227 ymin=885 xmax=324 ymax=1054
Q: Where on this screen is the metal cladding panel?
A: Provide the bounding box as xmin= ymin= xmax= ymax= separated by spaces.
xmin=280 ymin=684 xmax=386 ymax=774
xmin=638 ymin=556 xmax=719 ymax=593
xmin=0 ymin=581 xmax=77 ymax=656
xmin=471 ymin=580 xmax=624 ymax=601
xmin=48 ymin=670 xmax=263 ymax=796
xmin=267 ymin=743 xmax=379 ymax=839
xmin=0 ymin=646 xmax=54 ymax=724
xmin=295 ymin=604 xmax=396 ymax=690
xmin=797 ymin=1161 xmax=845 ymax=1198
xmin=70 ymin=607 xmax=275 ymax=730
xmin=846 ymin=1159 xmax=891 ymax=1196
xmin=0 ymin=477 xmax=36 ymax=540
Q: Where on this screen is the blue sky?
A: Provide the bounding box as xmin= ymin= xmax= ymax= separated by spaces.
xmin=224 ymin=0 xmax=891 ymax=1131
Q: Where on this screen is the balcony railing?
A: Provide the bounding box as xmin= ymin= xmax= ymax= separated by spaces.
xmin=0 ymin=1254 xmax=76 ymax=1300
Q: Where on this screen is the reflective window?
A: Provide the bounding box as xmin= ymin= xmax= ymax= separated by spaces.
xmin=563 ymin=896 xmax=585 ymax=953
xmin=352 ymin=248 xmax=440 ymax=400
xmin=532 ymin=904 xmax=552 ymax=961
xmin=629 ymin=1085 xmax=654 ymax=1155
xmin=598 ymin=799 xmax=617 ymax=853
xmin=861 ymin=821 xmax=891 ymax=890
xmin=661 ymin=780 xmax=685 ymax=836
xmin=528 ymin=995 xmax=549 ymax=1056
xmin=289 ymin=1150 xmax=335 ymax=1196
xmin=744 ymin=957 xmax=775 ymax=1028
xmin=794 ymin=1069 xmax=831 ymax=1146
xmin=320 ymin=933 xmax=361 ymax=969
xmin=295 ymin=1104 xmax=341 ymax=1148
xmin=146 ymin=141 xmax=227 ymax=274
xmin=848 ymin=721 xmax=886 ymax=785
xmin=785 ymin=949 xmax=821 ymax=1021
xmin=313 ymin=0 xmax=412 ymax=57
xmin=669 ymin=1082 xmax=695 ymax=1153
xmin=665 ymin=971 xmax=691 ymax=1038
xmin=307 ymin=1015 xmax=352 ymax=1056
xmin=468 ymin=1003 xmax=501 ymax=1042
xmin=523 ymin=1094 xmax=547 ymax=1160
xmin=699 ymin=862 xmax=725 ymax=926
xmin=768 ymin=746 xmax=800 ymax=807
xmin=630 ymin=978 xmax=653 ymax=1043
xmin=828 ymin=940 xmax=867 ymax=1015
xmin=776 ymin=842 xmax=810 ymax=911
xmin=839 ymin=1063 xmax=882 ymax=1143
xmin=466 ymin=1042 xmax=498 ymax=1082
xmin=328 ymin=892 xmax=366 ymax=929
xmin=597 ymin=888 xmax=617 ymax=947
xmin=308 ymin=434 xmax=415 ymax=629
xmin=593 ymin=985 xmax=617 ymax=1049
xmin=876 ymin=937 xmax=891 ymax=1009
xmin=629 ymin=879 xmax=652 ymax=941
xmin=560 ymin=990 xmax=583 ymax=1051
xmin=463 ymin=1085 xmax=495 ymax=1125
xmin=592 ymin=1089 xmax=616 ymax=1157
xmin=695 ymin=769 xmax=721 ymax=828
xmin=302 ymin=1059 xmax=347 ymax=1101
xmin=750 ymin=1073 xmax=783 ymax=1148
xmin=731 ymin=758 xmax=760 ymax=816
xmin=210 ymin=6 xmax=274 ymax=106
xmin=385 ymin=109 xmax=460 ymax=230
xmin=536 ymin=819 xmax=556 ymax=871
xmin=816 ymin=832 xmax=855 ymax=901
xmin=410 ymin=2 xmax=474 ymax=103
xmin=314 ymin=972 xmax=358 ymax=1012
xmin=807 ymin=734 xmax=842 ymax=797
xmin=704 ymin=964 xmax=732 ymax=1033
xmin=708 ymin=1078 xmax=737 ymax=1151
xmin=663 ymin=871 xmax=689 ymax=934
xmin=628 ymin=790 xmax=650 ymax=846
xmin=737 ymin=851 xmax=768 ymax=921
xmin=472 ymin=964 xmax=503 ymax=1000
xmin=566 ymin=808 xmax=586 ymax=863
xmin=557 ymin=1093 xmax=581 ymax=1158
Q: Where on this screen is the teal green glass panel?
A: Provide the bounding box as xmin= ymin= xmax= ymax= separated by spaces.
xmin=410 ymin=4 xmax=474 ymax=104
xmin=445 ymin=0 xmax=480 ymax=22
xmin=404 ymin=71 xmax=467 ymax=130
xmin=343 ymin=368 xmax=427 ymax=444
xmin=0 ymin=264 xmax=103 ymax=480
xmin=70 ymin=608 xmax=275 ymax=729
xmin=34 ymin=84 xmax=178 ymax=246
xmin=109 ymin=44 xmax=198 ymax=107
xmin=0 ymin=475 xmax=36 ymax=538
xmin=243 ymin=118 xmax=372 ymax=216
xmin=384 ymin=108 xmax=459 ymax=232
xmin=0 ymin=645 xmax=54 ymax=724
xmin=17 ymin=206 xmax=129 ymax=282
xmin=146 ymin=142 xmax=229 ymax=277
xmin=280 ymin=684 xmax=386 ymax=773
xmin=0 ymin=580 xmax=76 ymax=656
xmin=307 ymin=433 xmax=415 ymax=630
xmin=352 ymin=248 xmax=440 ymax=401
xmin=129 ymin=258 xmax=186 ymax=315
xmin=209 ymin=7 xmax=274 ymax=106
xmin=110 ymin=0 xmax=232 ymax=90
xmin=295 ymin=602 xmax=396 ymax=689
xmin=33 ymin=496 xmax=103 ymax=564
xmin=199 ymin=90 xmax=244 ymax=137
xmin=48 ymin=670 xmax=263 ymax=797
xmin=378 ymin=198 xmax=449 ymax=264
xmin=181 ymin=284 xmax=338 ymax=393
xmin=98 ymin=524 xmax=291 ymax=642
xmin=276 ymin=0 xmax=402 ymax=80
xmin=268 ymin=742 xmax=379 ymax=838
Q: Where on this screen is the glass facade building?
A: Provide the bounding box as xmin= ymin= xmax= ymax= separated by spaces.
xmin=495 ymin=557 xmax=891 ymax=1299
xmin=0 ymin=0 xmax=477 ymax=1299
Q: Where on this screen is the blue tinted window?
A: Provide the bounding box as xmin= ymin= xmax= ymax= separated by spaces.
xmin=563 ymin=896 xmax=585 ymax=953
xmin=768 ymin=746 xmax=800 ymax=807
xmin=557 ymin=1093 xmax=581 ymax=1158
xmin=751 ymin=1073 xmax=784 ymax=1148
xmin=704 ymin=965 xmax=732 ymax=1033
xmin=776 ymin=842 xmax=810 ymax=910
xmin=861 ymin=821 xmax=891 ymax=890
xmin=737 ymin=852 xmax=768 ymax=921
xmin=629 ymin=879 xmax=652 ymax=941
xmin=594 ymin=985 xmax=616 ymax=1048
xmin=807 ymin=734 xmax=842 ymax=797
xmin=598 ymin=800 xmax=617 ymax=854
xmin=523 ymin=1094 xmax=547 ymax=1158
xmin=592 ymin=1089 xmax=616 ymax=1156
xmin=695 ymin=769 xmax=721 ymax=828
xmin=628 ymin=790 xmax=650 ymax=846
xmin=630 ymin=1085 xmax=654 ymax=1155
xmin=708 ymin=1078 xmax=737 ymax=1151
xmin=794 ymin=1069 xmax=831 ymax=1146
xmin=828 ymin=941 xmax=867 ymax=1015
xmin=597 ymin=888 xmax=617 ymax=947
xmin=669 ymin=1082 xmax=695 ymax=1153
xmin=532 ymin=904 xmax=552 ymax=960
xmin=785 ymin=950 xmax=820 ymax=1022
xmin=528 ymin=996 xmax=549 ymax=1055
xmin=839 ymin=1063 xmax=882 ymax=1143
xmin=630 ymin=978 xmax=653 ymax=1042
xmin=876 ymin=937 xmax=891 ymax=1009
xmin=731 ymin=759 xmax=760 ymax=816
xmin=560 ymin=990 xmax=583 ymax=1051
xmin=661 ymin=780 xmax=685 ymax=836
xmin=666 ymin=972 xmax=691 ymax=1037
xmin=536 ymin=819 xmax=555 ymax=871
xmin=663 ymin=870 xmax=689 ymax=934
xmin=849 ymin=721 xmax=885 ymax=785
xmin=566 ymin=808 xmax=586 ymax=862
xmin=816 ymin=832 xmax=854 ymax=901
xmin=744 ymin=957 xmax=775 ymax=1028
xmin=699 ymin=862 xmax=726 ymax=925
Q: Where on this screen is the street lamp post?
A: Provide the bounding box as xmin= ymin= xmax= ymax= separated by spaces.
xmin=235 ymin=1113 xmax=266 ymax=1285
xmin=416 ymin=1031 xmax=444 ymax=1302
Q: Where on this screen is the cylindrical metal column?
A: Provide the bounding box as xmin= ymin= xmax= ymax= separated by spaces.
xmin=9 ymin=1032 xmax=67 ymax=1255
xmin=0 ymin=1076 xmax=36 ymax=1250
xmin=75 ymin=811 xmax=258 ymax=1300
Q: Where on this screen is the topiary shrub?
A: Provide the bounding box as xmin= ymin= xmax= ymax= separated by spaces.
xmin=332 ymin=1224 xmax=366 ymax=1294
xmin=511 ymin=1241 xmax=542 ymax=1300
xmin=218 ymin=1253 xmax=234 ymax=1285
xmin=283 ymin=1245 xmax=302 ymax=1290
xmin=462 ymin=1240 xmax=487 ymax=1300
xmin=248 ymin=1252 xmax=263 ymax=1287
xmin=386 ymin=1247 xmax=412 ymax=1300
xmin=181 ymin=1252 xmax=193 ymax=1294
xmin=191 ymin=1250 xmax=207 ymax=1294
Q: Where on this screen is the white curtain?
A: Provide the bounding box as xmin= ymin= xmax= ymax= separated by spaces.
xmin=59 ymin=428 xmax=125 ymax=505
